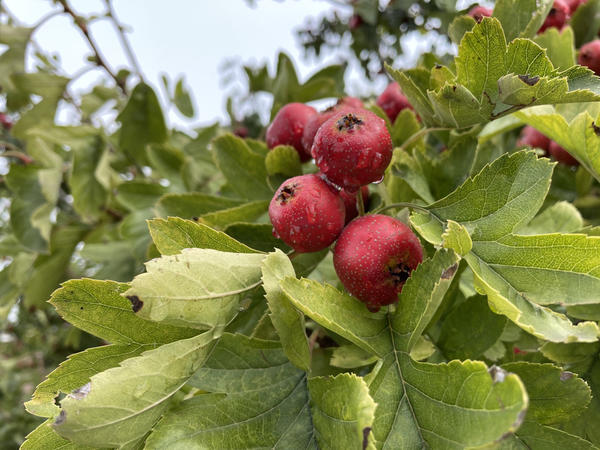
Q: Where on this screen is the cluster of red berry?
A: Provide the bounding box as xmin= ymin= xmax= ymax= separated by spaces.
xmin=518 ymin=126 xmax=579 ymax=166
xmin=266 ymin=86 xmax=423 ymax=312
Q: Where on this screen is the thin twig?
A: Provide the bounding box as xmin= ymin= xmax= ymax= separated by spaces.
xmin=1 ymin=149 xmax=34 ymax=165
xmin=103 ymin=0 xmax=144 ymax=80
xmin=356 ymin=189 xmax=365 ymax=216
xmin=372 ymin=202 xmax=430 ymax=215
xmin=308 ymin=328 xmax=320 ymax=352
xmin=32 ymin=10 xmax=63 ymax=29
xmin=57 ymin=0 xmax=128 ymax=94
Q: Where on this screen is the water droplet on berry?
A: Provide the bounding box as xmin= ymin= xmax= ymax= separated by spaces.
xmin=373 ymin=175 xmax=385 ymax=184
xmin=371 ymin=152 xmax=384 ymax=169
xmin=356 ymin=150 xmax=370 ymax=169
xmin=272 ymin=227 xmax=280 ymax=239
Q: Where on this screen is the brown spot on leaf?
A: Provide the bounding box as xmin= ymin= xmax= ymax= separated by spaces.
xmin=70 ymin=382 xmax=91 ymax=400
xmin=442 ymin=264 xmax=458 ymax=279
xmin=560 ymin=371 xmax=574 ymax=381
xmin=488 ymin=365 xmax=507 ymax=383
xmin=592 ymin=122 xmax=600 ymax=136
xmin=127 ymin=295 xmax=144 ymax=313
xmin=54 ymin=410 xmax=67 ymax=426
xmin=362 ymin=427 xmax=372 ymax=450
xmin=518 ymin=75 xmax=539 ymax=86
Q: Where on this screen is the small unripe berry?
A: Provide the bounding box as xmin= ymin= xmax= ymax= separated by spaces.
xmin=548 ymin=141 xmax=579 ymax=166
xmin=376 ymin=82 xmax=413 ymax=123
xmin=266 ymin=103 xmax=317 ymax=162
xmin=301 ymin=97 xmax=365 ymax=155
xmin=269 ymin=174 xmax=346 ymax=253
xmin=339 ymin=186 xmax=370 ymax=224
xmin=578 ymin=40 xmax=600 ymax=76
xmin=468 ymin=6 xmax=492 ymax=22
xmin=312 ymin=109 xmax=393 ymax=190
xmin=539 ymin=0 xmax=570 ymax=33
xmin=517 ymin=126 xmax=551 ymax=152
xmin=333 ymin=215 xmax=423 ymax=312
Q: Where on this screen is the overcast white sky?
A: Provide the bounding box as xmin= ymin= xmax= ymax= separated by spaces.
xmin=2 ymin=0 xmax=459 ymax=129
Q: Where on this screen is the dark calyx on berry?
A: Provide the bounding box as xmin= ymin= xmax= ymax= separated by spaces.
xmin=276 ymin=184 xmax=297 ymax=204
xmin=388 ymin=262 xmax=412 ymax=285
xmin=336 ymin=113 xmax=364 ymax=131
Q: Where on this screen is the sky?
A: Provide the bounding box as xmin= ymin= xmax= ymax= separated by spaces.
xmin=1 ymin=0 xmax=460 ymax=130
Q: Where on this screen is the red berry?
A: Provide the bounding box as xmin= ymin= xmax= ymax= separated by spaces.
xmin=301 ymin=97 xmax=365 ymax=155
xmin=266 ymin=103 xmax=317 ymax=162
xmin=339 ymin=186 xmax=370 ymax=224
xmin=349 ymin=14 xmax=363 ymax=30
xmin=548 ymin=141 xmax=579 ymax=166
xmin=269 ymin=174 xmax=345 ymax=253
xmin=468 ymin=6 xmax=492 ymax=22
xmin=376 ymin=82 xmax=413 ymax=123
xmin=566 ymin=0 xmax=587 ymax=13
xmin=539 ymin=0 xmax=570 ymax=32
xmin=312 ymin=109 xmax=393 ymax=190
xmin=578 ymin=39 xmax=600 ymax=76
xmin=517 ymin=126 xmax=551 ymax=152
xmin=333 ymin=215 xmax=424 ymax=312
xmin=233 ymin=126 xmax=249 ymax=138
xmin=0 ymin=113 xmax=12 ymax=130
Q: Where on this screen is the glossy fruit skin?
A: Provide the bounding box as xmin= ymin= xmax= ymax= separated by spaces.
xmin=539 ymin=0 xmax=570 ymax=32
xmin=517 ymin=126 xmax=551 ymax=152
xmin=548 ymin=141 xmax=579 ymax=166
xmin=578 ymin=40 xmax=600 ymax=75
xmin=312 ymin=109 xmax=393 ymax=190
xmin=269 ymin=173 xmax=346 ymax=253
xmin=468 ymin=6 xmax=492 ymax=22
xmin=333 ymin=215 xmax=423 ymax=312
xmin=301 ymin=98 xmax=364 ymax=155
xmin=376 ymin=82 xmax=413 ymax=123
xmin=339 ymin=186 xmax=370 ymax=224
xmin=266 ymin=103 xmax=317 ymax=162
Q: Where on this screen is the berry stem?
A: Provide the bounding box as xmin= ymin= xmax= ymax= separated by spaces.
xmin=356 ymin=190 xmax=366 ymax=216
xmin=398 ymin=127 xmax=452 ymax=152
xmin=373 ymin=202 xmax=430 ymax=214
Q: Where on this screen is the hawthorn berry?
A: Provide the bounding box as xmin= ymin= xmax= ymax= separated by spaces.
xmin=539 ymin=0 xmax=570 ymax=32
xmin=349 ymin=14 xmax=363 ymax=30
xmin=468 ymin=6 xmax=492 ymax=22
xmin=333 ymin=214 xmax=423 ymax=312
xmin=269 ymin=173 xmax=346 ymax=253
xmin=312 ymin=109 xmax=393 ymax=190
xmin=266 ymin=103 xmax=317 ymax=162
xmin=549 ymin=141 xmax=579 ymax=166
xmin=578 ymin=40 xmax=600 ymax=76
xmin=376 ymin=82 xmax=413 ymax=123
xmin=517 ymin=126 xmax=551 ymax=152
xmin=301 ymin=97 xmax=365 ymax=155
xmin=339 ymin=186 xmax=369 ymax=224
xmin=0 ymin=113 xmax=12 ymax=130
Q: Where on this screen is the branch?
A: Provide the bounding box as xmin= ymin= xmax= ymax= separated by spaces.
xmin=57 ymin=0 xmax=128 ymax=95
xmin=103 ymin=0 xmax=144 ymax=81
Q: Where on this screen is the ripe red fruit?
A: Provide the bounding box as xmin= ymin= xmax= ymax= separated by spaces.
xmin=578 ymin=40 xmax=600 ymax=75
xmin=301 ymin=97 xmax=365 ymax=155
xmin=312 ymin=109 xmax=392 ymax=190
xmin=376 ymin=82 xmax=413 ymax=124
xmin=339 ymin=186 xmax=370 ymax=224
xmin=266 ymin=103 xmax=317 ymax=162
xmin=548 ymin=141 xmax=579 ymax=166
xmin=539 ymin=0 xmax=570 ymax=32
xmin=349 ymin=14 xmax=363 ymax=30
xmin=517 ymin=126 xmax=551 ymax=152
xmin=468 ymin=6 xmax=493 ymax=22
xmin=567 ymin=0 xmax=587 ymax=13
xmin=333 ymin=215 xmax=423 ymax=312
xmin=269 ymin=173 xmax=346 ymax=253
xmin=0 ymin=113 xmax=12 ymax=130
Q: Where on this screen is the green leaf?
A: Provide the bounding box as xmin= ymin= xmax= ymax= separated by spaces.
xmin=148 ymin=217 xmax=257 ymax=255
xmin=50 ymin=279 xmax=198 ymax=344
xmin=455 ymin=17 xmax=507 ymax=102
xmin=411 ymin=150 xmax=600 ymax=342
xmin=441 ymin=220 xmax=472 ymax=256
xmin=571 ymin=0 xmax=600 ymax=47
xmin=173 ymin=76 xmax=195 ymax=118
xmin=438 ymin=295 xmax=507 ymax=360
xmin=124 ymin=249 xmax=265 ymax=330
xmin=198 ymin=200 xmax=269 ymax=230
xmin=515 ymin=105 xmax=600 ymax=182
xmin=22 ymin=419 xmax=94 ymax=450
xmin=503 ymin=362 xmax=591 ymax=424
xmin=493 ymin=0 xmax=553 ymax=41
xmin=534 ymin=27 xmax=576 ymax=71
xmin=53 ymin=331 xmax=216 ymax=447
xmin=117 ymin=83 xmax=167 ymax=163
xmin=520 ymin=201 xmax=583 ymax=234
xmin=448 ymin=15 xmax=475 ymax=45
xmin=264 ymin=145 xmax=301 ymax=177
xmin=146 ymin=333 xmax=316 ymax=449
xmin=212 ymin=134 xmax=272 ymax=200
xmin=224 ymin=222 xmax=291 ymax=252
xmin=146 ymin=144 xmax=186 ymax=192
xmin=499 ymin=421 xmax=597 ymax=449
xmin=308 ymin=373 xmax=376 ymax=450
xmin=261 ymin=250 xmax=311 ymax=372
xmin=116 ymin=181 xmax=168 ymax=211
xmin=155 ymin=192 xmax=244 ymax=219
